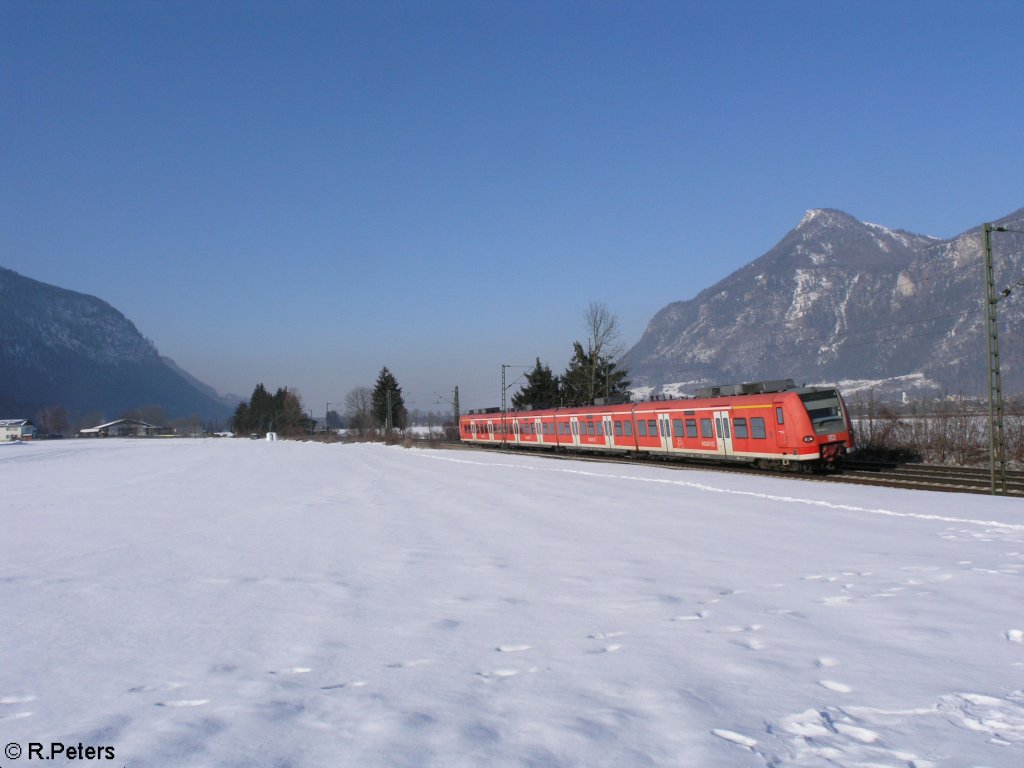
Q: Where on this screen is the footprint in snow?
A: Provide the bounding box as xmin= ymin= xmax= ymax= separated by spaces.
xmin=815 ymin=657 xmax=839 ymax=668
xmin=477 ymin=669 xmax=518 ymax=682
xmin=268 ymin=667 xmax=311 ymax=675
xmin=672 ymin=610 xmax=708 ymax=622
xmin=156 ymin=699 xmax=209 ymax=707
xmin=711 ymin=728 xmax=757 ymax=749
xmin=0 ymin=695 xmax=35 ymax=721
xmin=0 ymin=694 xmax=36 ymax=704
xmin=818 ymin=680 xmax=853 ymax=693
xmin=737 ymin=637 xmax=767 ymax=650
xmin=386 ymin=659 xmax=430 ymax=669
xmin=496 ymin=645 xmax=531 ymax=653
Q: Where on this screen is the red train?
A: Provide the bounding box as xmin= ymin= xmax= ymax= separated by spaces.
xmin=459 ymin=379 xmax=854 ymax=471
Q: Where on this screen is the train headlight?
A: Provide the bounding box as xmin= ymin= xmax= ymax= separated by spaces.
xmin=802 ymin=436 xmax=814 ymax=443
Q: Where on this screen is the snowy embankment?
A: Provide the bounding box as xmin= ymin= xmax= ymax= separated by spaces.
xmin=1 ymin=439 xmax=1022 ymax=767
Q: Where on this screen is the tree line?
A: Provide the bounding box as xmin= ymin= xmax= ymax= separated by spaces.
xmin=230 ymin=366 xmax=416 ymax=438
xmin=229 ymin=302 xmax=631 ymax=438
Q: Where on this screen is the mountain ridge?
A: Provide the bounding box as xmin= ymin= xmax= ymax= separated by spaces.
xmin=0 ymin=266 xmax=233 ymax=421
xmin=621 ymin=207 xmax=1024 ymax=398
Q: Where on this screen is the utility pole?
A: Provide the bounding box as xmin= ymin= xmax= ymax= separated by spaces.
xmin=452 ymin=386 xmax=460 ymax=427
xmin=983 ymin=223 xmax=1007 ymax=495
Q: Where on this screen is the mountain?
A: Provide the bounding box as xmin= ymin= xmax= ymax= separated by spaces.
xmin=0 ymin=267 xmax=233 ymax=421
xmin=160 ymin=356 xmax=243 ymax=410
xmin=620 ymin=208 xmax=1024 ymax=399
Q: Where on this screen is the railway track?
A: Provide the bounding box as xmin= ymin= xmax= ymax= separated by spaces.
xmin=423 ymin=440 xmax=1024 ymax=497
xmin=836 ymin=460 xmax=1024 ymax=497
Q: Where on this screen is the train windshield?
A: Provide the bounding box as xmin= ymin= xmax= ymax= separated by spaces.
xmin=798 ymin=390 xmax=847 ymax=434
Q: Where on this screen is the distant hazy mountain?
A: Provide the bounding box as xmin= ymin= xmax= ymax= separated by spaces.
xmin=0 ymin=267 xmax=233 ymax=420
xmin=621 ymin=208 xmax=1024 ymax=399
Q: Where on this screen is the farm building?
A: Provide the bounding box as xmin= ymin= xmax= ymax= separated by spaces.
xmin=1 ymin=419 xmax=35 ymax=441
xmin=79 ymin=418 xmax=163 ymax=438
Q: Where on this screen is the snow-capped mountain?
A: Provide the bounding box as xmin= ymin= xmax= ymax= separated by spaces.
xmin=621 ymin=208 xmax=1024 ymax=398
xmin=0 ymin=266 xmax=233 ymax=420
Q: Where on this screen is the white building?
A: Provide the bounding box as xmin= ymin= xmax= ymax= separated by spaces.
xmin=1 ymin=419 xmax=35 ymax=441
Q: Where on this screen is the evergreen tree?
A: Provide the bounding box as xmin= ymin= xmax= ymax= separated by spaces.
xmin=231 ymin=401 xmax=252 ymax=434
xmin=371 ymin=367 xmax=407 ymax=432
xmin=511 ymin=358 xmax=561 ymax=410
xmin=230 ymin=383 xmax=307 ymax=436
xmin=560 ymin=341 xmax=631 ymax=405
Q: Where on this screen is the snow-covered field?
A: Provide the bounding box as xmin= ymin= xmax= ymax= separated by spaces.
xmin=2 ymin=439 xmax=1023 ymax=767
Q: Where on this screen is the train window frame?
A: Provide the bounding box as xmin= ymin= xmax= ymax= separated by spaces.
xmin=614 ymin=421 xmax=623 ymax=437
xmin=648 ymin=420 xmax=658 ymax=436
xmin=733 ymin=417 xmax=749 ymax=438
xmin=700 ymin=418 xmax=714 ymax=438
xmin=673 ymin=419 xmax=684 ymax=438
xmin=686 ymin=418 xmax=697 ymax=438
xmin=776 ymin=407 xmax=785 ymax=425
xmin=638 ymin=420 xmax=647 ymax=437
xmin=596 ymin=422 xmax=603 ymax=437
xmin=751 ymin=417 xmax=767 ymax=439
xmin=624 ymin=421 xmax=633 ymax=437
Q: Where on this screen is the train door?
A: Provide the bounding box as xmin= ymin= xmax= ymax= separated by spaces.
xmin=713 ymin=410 xmax=733 ymax=456
xmin=569 ymin=416 xmax=581 ymax=447
xmin=658 ymin=413 xmax=672 ymax=452
xmin=603 ymin=417 xmax=614 ymax=448
xmin=772 ymin=400 xmax=787 ymax=448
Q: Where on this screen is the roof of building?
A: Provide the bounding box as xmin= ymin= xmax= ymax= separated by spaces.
xmin=0 ymin=419 xmax=34 ymax=427
xmin=80 ymin=418 xmax=162 ymax=433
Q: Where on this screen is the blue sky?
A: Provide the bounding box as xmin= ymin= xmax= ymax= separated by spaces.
xmin=3 ymin=0 xmax=1022 ymax=415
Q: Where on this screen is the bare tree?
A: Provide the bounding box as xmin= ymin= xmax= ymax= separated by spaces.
xmin=345 ymin=386 xmax=374 ymax=436
xmin=584 ymin=301 xmax=622 ymax=362
xmin=578 ymin=301 xmax=628 ymax=402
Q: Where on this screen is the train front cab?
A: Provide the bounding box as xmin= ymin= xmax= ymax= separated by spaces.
xmin=794 ymin=388 xmax=853 ymax=468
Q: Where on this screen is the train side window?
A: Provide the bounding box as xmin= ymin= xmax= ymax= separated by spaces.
xmin=752 ymin=417 xmax=767 ymax=439
xmin=614 ymin=421 xmax=623 ymax=437
xmin=648 ymin=420 xmax=658 ymax=436
xmin=586 ymin=422 xmax=595 ymax=436
xmin=733 ymin=418 xmax=748 ymax=438
xmin=776 ymin=407 xmax=785 ymax=425
xmin=701 ymin=418 xmax=714 ymax=438
xmin=638 ymin=420 xmax=647 ymax=437
xmin=624 ymin=421 xmax=633 ymax=437
xmin=673 ymin=419 xmax=684 ymax=437
xmin=595 ymin=422 xmax=603 ymax=437
xmin=686 ymin=418 xmax=697 ymax=437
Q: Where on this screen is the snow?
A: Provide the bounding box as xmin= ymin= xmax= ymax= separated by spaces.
xmin=2 ymin=439 xmax=1023 ymax=767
